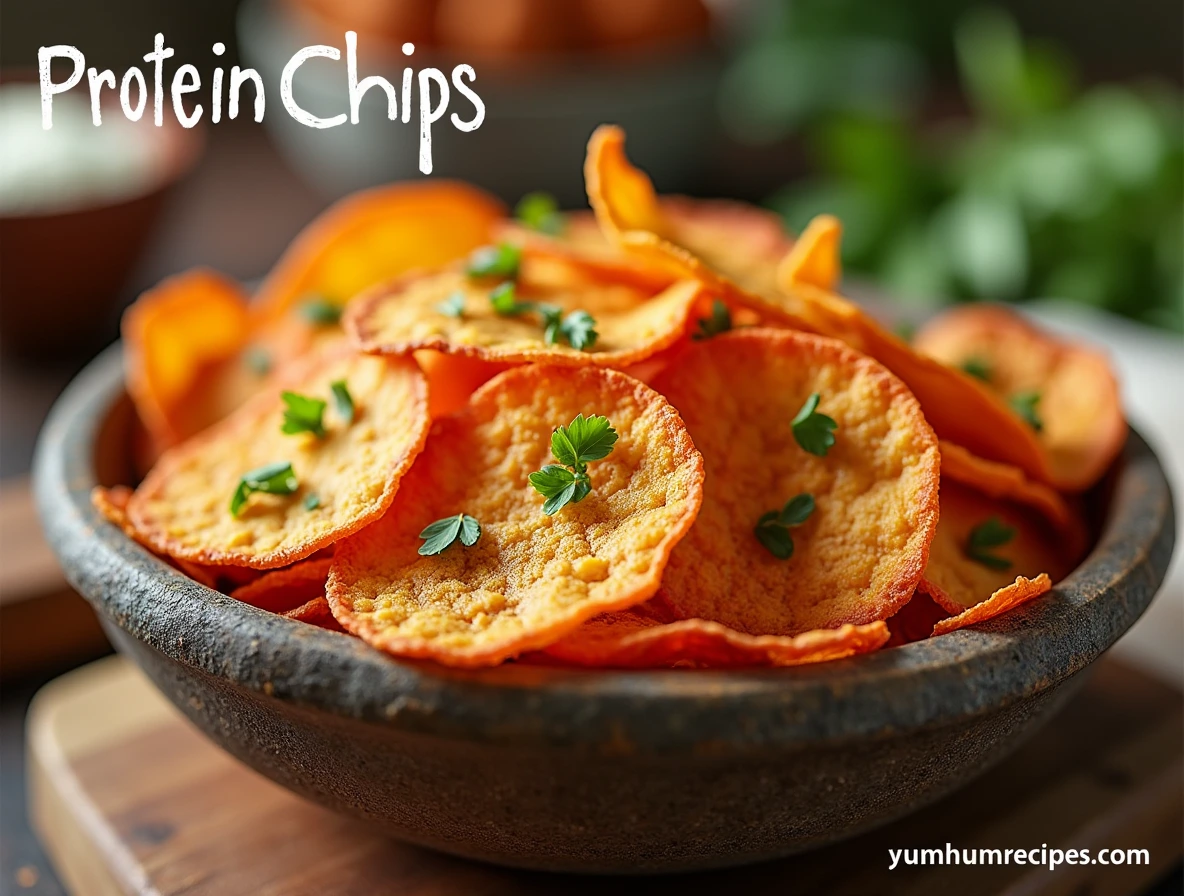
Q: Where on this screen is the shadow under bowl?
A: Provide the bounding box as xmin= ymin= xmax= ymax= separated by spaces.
xmin=33 ymin=345 xmax=1175 ymax=874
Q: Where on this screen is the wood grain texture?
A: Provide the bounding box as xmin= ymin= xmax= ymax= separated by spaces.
xmin=28 ymin=657 xmax=1183 ymax=896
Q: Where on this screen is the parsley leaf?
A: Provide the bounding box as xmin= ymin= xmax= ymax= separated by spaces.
xmin=330 ymin=380 xmax=354 ymax=424
xmin=515 ymin=191 xmax=564 ymax=235
xmin=1009 ymin=391 xmax=1043 ymax=431
xmin=230 ymin=462 xmax=298 ymax=516
xmin=559 ymin=310 xmax=598 ymax=350
xmin=538 ymin=304 xmax=563 ymax=343
xmin=467 ymin=243 xmax=521 ymax=280
xmin=528 ymin=465 xmax=591 ymax=515
xmin=303 ymin=492 xmax=321 ymax=511
xmin=280 ymin=392 xmax=327 ymax=438
xmin=530 ymin=414 xmax=617 ymax=514
xmin=299 ymin=297 xmax=342 ymax=326
xmin=965 ymin=516 xmax=1017 ymax=570
xmin=791 ymin=393 xmax=838 ymax=457
xmin=754 ymin=493 xmax=815 ymax=559
xmin=489 ymin=282 xmax=533 ymax=316
xmin=418 ymin=513 xmax=482 ymax=555
xmin=960 ymin=357 xmax=992 ymax=382
xmin=436 ymin=290 xmax=466 ymax=317
xmin=551 ymin=414 xmax=618 ymax=466
xmin=693 ymin=300 xmax=732 ymax=340
xmin=244 ymin=346 xmax=271 ymax=376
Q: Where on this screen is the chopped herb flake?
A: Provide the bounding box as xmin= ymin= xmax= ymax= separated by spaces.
xmin=467 ymin=243 xmax=521 ymax=280
xmin=693 ymin=300 xmax=732 ymax=340
xmin=965 ymin=516 xmax=1017 ymax=570
xmin=330 ymin=379 xmax=354 ymax=424
xmin=755 ymin=493 xmax=815 ymax=559
xmin=529 ymin=414 xmax=618 ymax=514
xmin=515 ymin=191 xmax=564 ymax=235
xmin=1009 ymin=391 xmax=1043 ymax=431
xmin=418 ymin=513 xmax=482 ymax=555
xmin=280 ymin=391 xmax=327 ymax=438
xmin=791 ymin=393 xmax=838 ymax=457
xmin=230 ymin=462 xmax=298 ymax=516
xmin=960 ymin=357 xmax=992 ymax=382
xmin=299 ymin=297 xmax=342 ymax=326
xmin=437 ymin=290 xmax=466 ymax=317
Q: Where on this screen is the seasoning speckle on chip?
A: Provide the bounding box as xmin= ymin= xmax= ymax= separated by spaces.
xmin=327 ymin=364 xmax=705 ymax=667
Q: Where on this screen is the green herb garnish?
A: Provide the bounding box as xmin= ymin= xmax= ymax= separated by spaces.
xmin=303 ymin=492 xmax=321 ymax=511
xmin=528 ymin=414 xmax=618 ymax=514
xmin=693 ymin=300 xmax=732 ymax=340
xmin=960 ymin=357 xmax=992 ymax=382
xmin=330 ymin=380 xmax=354 ymax=424
xmin=515 ymin=191 xmax=564 ymax=235
xmin=552 ymin=310 xmax=598 ymax=351
xmin=467 ymin=243 xmax=521 ymax=280
xmin=965 ymin=516 xmax=1017 ymax=570
xmin=280 ymin=391 xmax=327 ymax=438
xmin=489 ymin=282 xmax=533 ymax=316
xmin=791 ymin=393 xmax=838 ymax=457
xmin=299 ymin=297 xmax=342 ymax=326
xmin=418 ymin=513 xmax=481 ymax=556
xmin=437 ymin=290 xmax=466 ymax=318
xmin=754 ymin=493 xmax=815 ymax=559
xmin=244 ymin=346 xmax=271 ymax=376
xmin=230 ymin=462 xmax=298 ymax=516
xmin=1009 ymin=391 xmax=1043 ymax=431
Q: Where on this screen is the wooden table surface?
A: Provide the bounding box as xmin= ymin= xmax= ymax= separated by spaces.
xmin=25 ymin=655 xmax=1183 ymax=896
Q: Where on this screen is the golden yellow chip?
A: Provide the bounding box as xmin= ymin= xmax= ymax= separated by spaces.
xmin=777 ymin=216 xmax=1054 ymax=484
xmin=127 ymin=349 xmax=429 ymax=569
xmin=539 ymin=604 xmax=889 ymax=669
xmin=915 ymin=304 xmax=1126 ymax=492
xmin=920 ymin=479 xmax=1072 ymax=617
xmin=328 ymin=364 xmax=705 ymax=667
xmin=651 ymin=328 xmax=941 ymax=635
xmin=345 ymin=255 xmax=705 ymax=367
xmin=252 ymin=180 xmax=505 ymax=320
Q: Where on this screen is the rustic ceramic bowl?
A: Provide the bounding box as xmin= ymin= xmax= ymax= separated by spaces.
xmin=34 ymin=345 xmax=1174 ymax=874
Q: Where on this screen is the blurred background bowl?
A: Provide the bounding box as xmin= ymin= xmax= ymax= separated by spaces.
xmin=238 ymin=0 xmax=720 ymax=204
xmin=0 ymin=75 xmax=204 ymax=360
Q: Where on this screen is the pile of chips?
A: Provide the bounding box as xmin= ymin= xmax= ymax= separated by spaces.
xmin=95 ymin=126 xmax=1125 ymax=669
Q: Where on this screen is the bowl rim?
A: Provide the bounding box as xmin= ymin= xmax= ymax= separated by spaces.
xmin=34 ymin=343 xmax=1175 ymax=752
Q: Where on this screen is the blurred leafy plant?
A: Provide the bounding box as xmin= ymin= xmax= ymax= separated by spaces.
xmin=731 ymin=4 xmax=1183 ymax=331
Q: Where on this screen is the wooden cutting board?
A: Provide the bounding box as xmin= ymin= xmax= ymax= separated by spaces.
xmin=28 ymin=656 xmax=1182 ymax=896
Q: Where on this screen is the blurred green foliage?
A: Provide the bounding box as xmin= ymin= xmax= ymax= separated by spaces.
xmin=724 ymin=4 xmax=1183 ymax=331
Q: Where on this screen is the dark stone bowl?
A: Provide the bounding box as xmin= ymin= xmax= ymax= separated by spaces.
xmin=34 ymin=345 xmax=1175 ymax=874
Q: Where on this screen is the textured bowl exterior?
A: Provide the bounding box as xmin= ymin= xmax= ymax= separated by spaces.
xmin=34 ymin=346 xmax=1175 ymax=873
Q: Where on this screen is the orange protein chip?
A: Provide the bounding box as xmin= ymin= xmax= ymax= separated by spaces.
xmin=939 ymin=441 xmax=1088 ymax=558
xmin=345 ymin=253 xmax=705 ymax=367
xmin=776 ymin=216 xmax=1054 ymax=484
xmin=651 ymin=328 xmax=941 ymax=635
xmin=281 ymin=596 xmax=345 ymax=631
xmin=540 ymin=604 xmax=889 ymax=669
xmin=920 ymin=478 xmax=1073 ymax=618
xmin=328 ymin=364 xmax=705 ymax=667
xmin=252 ymin=180 xmax=505 ymax=321
xmin=585 ymin=126 xmax=815 ymax=335
xmin=927 ymin=574 xmax=1052 ymax=637
xmin=229 ymin=557 xmax=333 ymax=614
xmin=122 ymin=269 xmax=253 ymax=449
xmin=584 ymin=125 xmax=792 ymax=299
xmin=127 ymin=350 xmax=430 ymax=569
xmin=914 ymin=304 xmax=1126 ymax=492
